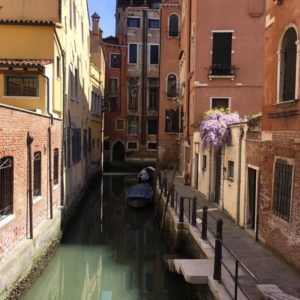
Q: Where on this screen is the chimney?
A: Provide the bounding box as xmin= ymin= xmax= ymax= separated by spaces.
xmin=91 ymin=12 xmax=100 ymax=35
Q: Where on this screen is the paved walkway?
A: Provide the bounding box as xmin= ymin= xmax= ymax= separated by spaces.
xmin=166 ymin=173 xmax=300 ymax=299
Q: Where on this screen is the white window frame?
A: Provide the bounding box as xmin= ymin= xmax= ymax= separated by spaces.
xmin=127 ymin=141 xmax=138 ymax=151
xmin=128 ymin=43 xmax=138 ymax=64
xmin=115 ymin=119 xmax=125 ymax=131
xmin=210 ymin=97 xmax=231 ymax=111
xmin=147 ymin=142 xmax=158 ymax=151
xmin=149 ymin=44 xmax=159 ymax=66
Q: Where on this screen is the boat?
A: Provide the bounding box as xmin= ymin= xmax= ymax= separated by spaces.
xmin=126 ymin=182 xmax=154 ymax=208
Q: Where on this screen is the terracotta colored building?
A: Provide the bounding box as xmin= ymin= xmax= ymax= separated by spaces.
xmin=158 ymin=0 xmax=182 ymax=167
xmin=104 ymin=0 xmax=161 ymax=166
xmin=246 ymin=0 xmax=300 ymax=270
xmin=179 ymin=0 xmax=265 ymax=200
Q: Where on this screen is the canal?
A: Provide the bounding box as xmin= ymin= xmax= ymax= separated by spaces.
xmin=23 ymin=174 xmax=188 ymax=300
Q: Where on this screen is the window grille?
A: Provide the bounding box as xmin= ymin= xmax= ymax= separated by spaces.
xmin=53 ymin=149 xmax=59 ymax=185
xmin=273 ymin=161 xmax=293 ymax=221
xmin=0 ymin=157 xmax=13 ymax=219
xmin=5 ymin=75 xmax=38 ymax=97
xmin=33 ymin=152 xmax=41 ymax=197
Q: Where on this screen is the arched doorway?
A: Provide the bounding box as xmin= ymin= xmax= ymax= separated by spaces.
xmin=112 ymin=141 xmax=125 ymax=162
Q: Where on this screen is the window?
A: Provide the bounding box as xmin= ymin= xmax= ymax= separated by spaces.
xmin=202 ymin=155 xmax=207 ymax=171
xmin=228 ymin=160 xmax=234 ymax=181
xmin=149 ymin=87 xmax=158 ymax=109
xmin=150 ymin=45 xmax=159 ymax=65
xmin=56 ymin=56 xmax=61 ymax=78
xmin=0 ymin=157 xmax=13 ymax=219
xmin=211 ymin=32 xmax=233 ymax=76
xmin=273 ymin=161 xmax=293 ymax=221
xmin=165 ymin=109 xmax=179 ymax=133
xmin=128 ymin=116 xmax=138 ymax=135
xmin=73 ymin=1 xmax=76 ymax=28
xmin=83 ymin=129 xmax=87 ymax=158
xmin=5 ymin=75 xmax=38 ymax=97
xmin=91 ymin=92 xmax=101 ymax=116
xmin=148 ymin=142 xmax=157 ymax=150
xmin=109 ymin=96 xmax=119 ymax=112
xmin=67 ymin=127 xmax=71 ymax=167
xmin=110 ymin=53 xmax=121 ymax=68
xmin=92 ymin=139 xmax=95 ymax=149
xmin=211 ymin=98 xmax=229 ymax=110
xmin=74 ymin=68 xmax=78 ymax=99
xmin=104 ymin=140 xmax=110 ymax=151
xmin=148 ymin=19 xmax=159 ymax=29
xmin=33 ymin=152 xmax=41 ymax=197
xmin=169 ymin=14 xmax=179 ymax=37
xmin=278 ymin=27 xmax=297 ymax=102
xmin=129 ymin=44 xmax=137 ymax=64
xmin=151 ymin=3 xmax=160 ymax=9
xmin=109 ymin=78 xmax=118 ymax=94
xmin=167 ymin=74 xmax=177 ymax=98
xmin=88 ymin=128 xmax=92 ymax=152
xmin=116 ymin=119 xmax=125 ymax=130
xmin=53 ymin=149 xmax=59 ymax=185
xmin=127 ymin=17 xmax=140 ymax=28
xmin=128 ymin=85 xmax=138 ymax=110
xmin=128 ymin=142 xmax=138 ymax=150
xmin=148 ymin=118 xmax=158 ymax=135
xmin=72 ymin=128 xmax=81 ymax=163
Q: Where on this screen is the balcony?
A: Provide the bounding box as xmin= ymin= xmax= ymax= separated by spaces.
xmin=208 ymin=64 xmax=236 ymax=80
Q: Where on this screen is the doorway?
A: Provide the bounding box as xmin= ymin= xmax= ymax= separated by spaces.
xmin=112 ymin=141 xmax=125 ymax=162
xmin=214 ymin=149 xmax=222 ymax=203
xmin=247 ymin=167 xmax=257 ymax=230
xmin=194 ymin=153 xmax=199 ymax=190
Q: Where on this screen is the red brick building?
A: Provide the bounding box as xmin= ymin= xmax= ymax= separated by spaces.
xmin=0 ymin=104 xmax=62 ymax=260
xmin=158 ymin=0 xmax=181 ymax=167
xmin=247 ymin=0 xmax=300 ymax=270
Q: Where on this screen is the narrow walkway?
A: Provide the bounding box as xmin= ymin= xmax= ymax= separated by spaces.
xmin=167 ymin=173 xmax=300 ymax=299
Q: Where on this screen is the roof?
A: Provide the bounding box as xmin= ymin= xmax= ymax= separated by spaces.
xmin=0 ymin=59 xmax=52 ymax=68
xmin=91 ymin=12 xmax=100 ymax=19
xmin=0 ymin=19 xmax=56 ymax=26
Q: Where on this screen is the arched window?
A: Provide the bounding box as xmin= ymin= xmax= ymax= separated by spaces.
xmin=169 ymin=14 xmax=179 ymax=37
xmin=279 ymin=27 xmax=297 ymax=102
xmin=0 ymin=157 xmax=13 ymax=218
xmin=167 ymin=74 xmax=177 ymax=98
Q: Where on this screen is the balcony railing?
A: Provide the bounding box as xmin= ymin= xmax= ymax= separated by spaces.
xmin=209 ymin=64 xmax=236 ymax=78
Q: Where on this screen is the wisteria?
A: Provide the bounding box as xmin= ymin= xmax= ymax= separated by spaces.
xmin=200 ymin=110 xmax=243 ymax=150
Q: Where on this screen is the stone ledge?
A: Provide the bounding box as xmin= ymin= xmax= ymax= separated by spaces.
xmin=257 ymin=285 xmax=300 ymax=300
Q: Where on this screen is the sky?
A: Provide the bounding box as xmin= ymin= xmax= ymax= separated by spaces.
xmin=88 ymin=0 xmax=116 ymax=37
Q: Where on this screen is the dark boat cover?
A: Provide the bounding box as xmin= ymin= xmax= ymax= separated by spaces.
xmin=126 ymin=183 xmax=154 ymax=200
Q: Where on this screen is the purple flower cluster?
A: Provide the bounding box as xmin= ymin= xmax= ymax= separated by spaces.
xmin=200 ymin=112 xmax=242 ymax=150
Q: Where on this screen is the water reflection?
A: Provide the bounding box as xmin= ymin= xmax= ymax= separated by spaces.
xmin=23 ymin=175 xmax=186 ymax=300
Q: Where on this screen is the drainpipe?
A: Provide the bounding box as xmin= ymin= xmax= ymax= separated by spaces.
xmin=40 ymin=72 xmax=53 ymax=219
xmin=236 ymin=126 xmax=244 ymax=225
xmin=27 ymin=132 xmax=34 ymax=239
xmin=141 ymin=10 xmax=148 ymax=145
xmin=54 ymin=27 xmax=65 ymax=207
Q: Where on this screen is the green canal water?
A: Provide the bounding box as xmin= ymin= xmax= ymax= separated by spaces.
xmin=23 ymin=174 xmax=188 ymax=300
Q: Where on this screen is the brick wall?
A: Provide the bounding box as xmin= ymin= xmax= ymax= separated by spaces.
xmin=0 ymin=105 xmax=62 ymax=260
xmin=246 ymin=131 xmax=300 ymax=270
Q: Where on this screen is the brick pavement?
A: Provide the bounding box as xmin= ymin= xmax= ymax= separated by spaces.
xmin=167 ymin=173 xmax=300 ymax=299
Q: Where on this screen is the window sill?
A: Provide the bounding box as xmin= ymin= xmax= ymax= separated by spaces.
xmin=209 ymin=75 xmax=235 ymax=80
xmin=2 ymin=96 xmax=40 ymax=100
xmin=33 ymin=195 xmax=43 ymax=204
xmin=273 ymin=99 xmax=299 ymax=107
xmin=53 ymin=184 xmax=59 ymax=190
xmin=0 ymin=214 xmax=16 ymax=229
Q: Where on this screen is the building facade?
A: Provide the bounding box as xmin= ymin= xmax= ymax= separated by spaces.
xmin=180 ymin=0 xmax=265 ymax=205
xmin=246 ymin=0 xmax=300 ymax=270
xmin=158 ymin=0 xmax=182 ymax=168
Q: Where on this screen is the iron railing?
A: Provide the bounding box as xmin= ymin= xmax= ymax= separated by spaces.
xmin=209 ymin=64 xmax=236 ymax=77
